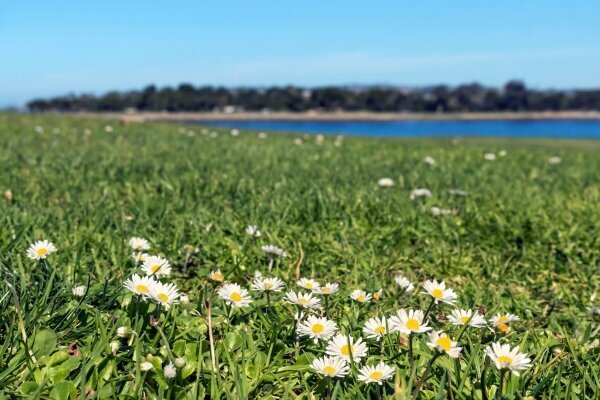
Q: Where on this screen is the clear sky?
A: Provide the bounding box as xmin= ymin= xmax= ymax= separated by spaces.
xmin=1 ymin=1 xmax=600 ymax=107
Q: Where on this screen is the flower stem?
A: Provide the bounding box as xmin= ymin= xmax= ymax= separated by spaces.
xmin=154 ymin=324 xmax=177 ymax=364
xmin=207 ymin=296 xmax=217 ymax=372
xmin=423 ymin=298 xmax=436 ymax=321
xmin=411 ymin=353 xmax=440 ymax=400
xmin=497 ymin=369 xmax=507 ymax=399
xmin=408 ymin=333 xmax=414 ymax=365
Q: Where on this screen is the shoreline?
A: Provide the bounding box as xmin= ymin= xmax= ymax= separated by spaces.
xmin=68 ymin=110 xmax=600 ymax=123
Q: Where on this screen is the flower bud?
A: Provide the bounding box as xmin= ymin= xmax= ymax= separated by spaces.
xmin=117 ymin=326 xmax=133 ymax=339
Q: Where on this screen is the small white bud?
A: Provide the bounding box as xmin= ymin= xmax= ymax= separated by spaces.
xmin=164 ymin=362 xmax=177 ymax=379
xmin=140 ymin=361 xmax=153 ymax=371
xmin=174 ymin=357 xmax=186 ymax=368
xmin=116 ymin=326 xmax=133 ymax=339
xmin=72 ymin=285 xmax=86 ymax=298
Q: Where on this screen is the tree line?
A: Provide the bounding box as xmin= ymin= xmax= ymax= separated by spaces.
xmin=27 ymin=81 xmax=600 ymax=113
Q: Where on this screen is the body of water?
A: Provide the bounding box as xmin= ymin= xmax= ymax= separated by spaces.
xmin=197 ymin=119 xmax=600 ymax=139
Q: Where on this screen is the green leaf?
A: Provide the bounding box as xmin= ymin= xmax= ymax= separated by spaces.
xmin=19 ymin=381 xmax=39 ymax=395
xmin=32 ymin=329 xmax=57 ymax=357
xmin=50 ymin=381 xmax=75 ymax=400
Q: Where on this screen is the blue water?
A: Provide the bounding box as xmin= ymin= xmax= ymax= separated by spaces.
xmin=197 ymin=119 xmax=600 ymax=139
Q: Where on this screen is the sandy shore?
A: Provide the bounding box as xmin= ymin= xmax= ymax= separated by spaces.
xmin=72 ymin=110 xmax=600 ymax=123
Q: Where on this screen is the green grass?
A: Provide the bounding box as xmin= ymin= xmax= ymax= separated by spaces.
xmin=0 ymin=113 xmax=599 ymax=399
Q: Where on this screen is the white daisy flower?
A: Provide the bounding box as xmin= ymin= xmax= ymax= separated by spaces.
xmin=315 ymin=282 xmax=339 ymax=295
xmin=427 ymin=331 xmax=462 ymax=358
xmin=325 ymin=334 xmax=369 ymax=362
xmin=350 ymin=289 xmax=372 ymax=303
xmin=297 ymin=278 xmax=320 ymax=291
xmin=499 ymin=150 xmax=507 ymax=157
xmin=377 ymin=178 xmax=395 ymax=187
xmin=293 ymin=138 xmax=303 ymax=145
xmin=430 ymin=206 xmax=452 ymax=216
xmin=409 ymin=188 xmax=432 ymax=200
xmin=252 ymin=276 xmax=285 ymax=292
xmin=124 ymin=274 xmax=157 ymax=297
xmin=484 ymin=152 xmax=496 ymax=161
xmin=363 ymin=317 xmax=390 ymax=341
xmin=163 ymin=362 xmax=177 ymax=379
xmin=284 ymin=291 xmax=321 ymax=309
xmin=394 ymin=275 xmax=414 ymax=293
xmin=104 ymin=125 xmax=114 ymax=133
xmin=131 ymin=252 xmax=147 ymax=263
xmin=245 ymin=225 xmax=261 ymax=237
xmin=141 ymin=255 xmax=171 ymax=277
xmin=548 ymin=156 xmax=562 ymax=164
xmin=389 ymin=309 xmax=432 ymax=335
xmin=422 ymin=156 xmax=436 ymax=165
xmin=485 ymin=342 xmax=532 ymax=376
xmin=298 ymin=316 xmax=338 ymax=343
xmin=230 ymin=129 xmax=240 ymax=136
xmin=447 ymin=309 xmax=486 ymax=328
xmin=311 ymin=356 xmax=349 ymax=378
xmin=128 ymin=237 xmax=150 ymax=251
xmin=261 ymin=245 xmax=288 ymax=258
xmin=72 ymin=285 xmax=86 ymax=298
xmin=448 ymin=188 xmax=468 ymax=196
xmin=257 ymin=132 xmax=268 ymax=139
xmin=357 ymin=361 xmax=394 ymax=385
xmin=217 ymin=283 xmax=252 ymax=308
xmin=150 ymin=281 xmax=180 ymax=307
xmin=422 ymin=279 xmax=458 ymax=305
xmin=26 ymin=240 xmax=57 ymax=260
xmin=208 ymin=269 xmax=225 ymax=283
xmin=490 ymin=313 xmax=520 ymax=333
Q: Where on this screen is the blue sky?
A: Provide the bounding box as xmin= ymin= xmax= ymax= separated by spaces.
xmin=1 ymin=1 xmax=600 ymax=106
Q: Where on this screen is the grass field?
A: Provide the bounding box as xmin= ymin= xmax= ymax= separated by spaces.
xmin=0 ymin=113 xmax=599 ymax=399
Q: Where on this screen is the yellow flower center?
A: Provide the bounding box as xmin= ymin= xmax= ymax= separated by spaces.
xmin=357 ymin=295 xmax=365 ymax=302
xmin=305 ymin=282 xmax=313 ymax=289
xmin=150 ymin=264 xmax=161 ymax=273
xmin=341 ymin=344 xmax=352 ymax=356
xmin=436 ymin=337 xmax=452 ymax=351
xmin=498 ymin=323 xmax=510 ymax=333
xmin=37 ymin=248 xmax=48 ymax=256
xmin=369 ymin=371 xmax=383 ymax=380
xmin=497 ymin=355 xmax=513 ymax=366
xmin=375 ymin=326 xmax=386 ymax=334
xmin=497 ymin=316 xmax=508 ymax=324
xmin=265 ymin=282 xmax=273 ymax=289
xmin=460 ymin=316 xmax=470 ymax=324
xmin=298 ymin=298 xmax=308 ymax=305
xmin=322 ymin=287 xmax=330 ymax=293
xmin=323 ymin=366 xmax=336 ymax=375
xmin=157 ymin=293 xmax=169 ymax=303
xmin=312 ymin=323 xmax=324 ymax=333
xmin=230 ymin=292 xmax=242 ymax=302
xmin=406 ymin=318 xmax=421 ymax=331
xmin=431 ymin=288 xmax=444 ymax=299
xmin=373 ymin=293 xmax=380 ymax=300
xmin=212 ymin=273 xmax=223 ymax=281
xmin=136 ymin=284 xmax=149 ymax=293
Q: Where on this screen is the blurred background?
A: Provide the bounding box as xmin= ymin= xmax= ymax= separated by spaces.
xmin=2 ymin=1 xmax=600 ymax=137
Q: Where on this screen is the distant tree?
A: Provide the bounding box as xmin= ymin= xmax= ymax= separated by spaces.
xmin=25 ymin=81 xmax=600 ymax=113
